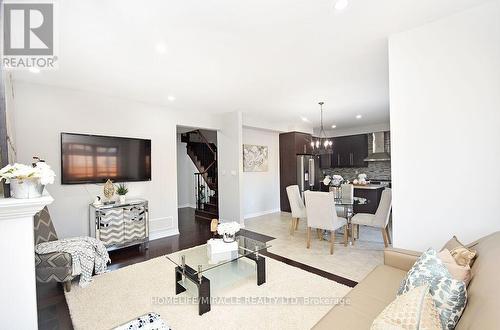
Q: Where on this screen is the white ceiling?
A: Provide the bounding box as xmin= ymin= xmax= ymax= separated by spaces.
xmin=11 ymin=0 xmax=490 ymax=130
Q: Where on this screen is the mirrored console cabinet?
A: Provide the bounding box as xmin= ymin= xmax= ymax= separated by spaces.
xmin=89 ymin=199 xmax=149 ymax=251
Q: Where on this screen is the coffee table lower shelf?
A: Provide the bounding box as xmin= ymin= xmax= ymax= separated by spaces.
xmin=174 ymin=253 xmax=266 ymax=315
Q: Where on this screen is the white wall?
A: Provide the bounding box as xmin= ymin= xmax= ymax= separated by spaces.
xmin=217 ymin=111 xmax=243 ymax=224
xmin=176 ymin=135 xmax=197 ymax=208
xmin=11 ymin=81 xmax=221 ymax=239
xmin=389 ymin=1 xmax=500 ymax=250
xmin=242 ymin=127 xmax=280 ymax=219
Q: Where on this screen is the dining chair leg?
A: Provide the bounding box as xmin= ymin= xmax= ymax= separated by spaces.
xmin=290 ymin=218 xmax=295 ymax=235
xmin=356 ymin=224 xmax=360 ymax=239
xmin=343 ymin=225 xmax=348 ymax=247
xmin=381 ymin=227 xmax=389 ymax=248
xmin=317 ymin=229 xmax=322 ymax=240
xmin=307 ymin=227 xmax=311 ymax=248
xmin=330 ymin=230 xmax=335 ymax=254
xmin=295 ymin=217 xmax=299 ymax=230
xmin=385 ymin=227 xmax=392 ymax=244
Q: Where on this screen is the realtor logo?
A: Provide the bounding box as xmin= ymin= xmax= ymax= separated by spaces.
xmin=2 ymin=1 xmax=58 ymax=70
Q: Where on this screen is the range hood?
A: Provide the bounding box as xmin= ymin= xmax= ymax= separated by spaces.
xmin=364 ymin=132 xmax=391 ymax=162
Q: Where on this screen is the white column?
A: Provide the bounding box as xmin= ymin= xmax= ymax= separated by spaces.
xmin=0 ymin=193 xmax=54 ymax=330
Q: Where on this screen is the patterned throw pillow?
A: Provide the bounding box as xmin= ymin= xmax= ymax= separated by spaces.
xmin=442 ymin=236 xmax=476 ymax=267
xmin=371 ymin=285 xmax=442 ymax=330
xmin=398 ymin=248 xmax=467 ymax=330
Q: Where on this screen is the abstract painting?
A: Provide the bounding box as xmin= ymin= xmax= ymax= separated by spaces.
xmin=243 ymin=144 xmax=268 ymax=172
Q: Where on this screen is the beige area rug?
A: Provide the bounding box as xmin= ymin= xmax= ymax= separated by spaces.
xmin=244 ymin=212 xmax=385 ymax=282
xmin=65 ymin=247 xmax=351 ymax=330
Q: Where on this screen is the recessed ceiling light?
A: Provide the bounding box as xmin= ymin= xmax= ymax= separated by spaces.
xmin=167 ymin=95 xmax=176 ymax=102
xmin=331 ymin=125 xmax=337 ymax=129
xmin=334 ymin=0 xmax=349 ymax=11
xmin=356 ymin=114 xmax=362 ymax=119
xmin=29 ymin=67 xmax=40 ymax=74
xmin=155 ymin=42 xmax=167 ymax=54
xmin=301 ymin=117 xmax=309 ymax=122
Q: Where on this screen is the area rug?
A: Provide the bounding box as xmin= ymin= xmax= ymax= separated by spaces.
xmin=65 ymin=246 xmax=351 ymax=330
xmin=244 ymin=212 xmax=385 ymax=282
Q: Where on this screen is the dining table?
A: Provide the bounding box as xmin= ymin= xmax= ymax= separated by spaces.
xmin=333 ymin=196 xmax=368 ymax=245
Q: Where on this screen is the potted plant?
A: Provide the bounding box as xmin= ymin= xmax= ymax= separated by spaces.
xmin=0 ymin=162 xmax=56 ymax=199
xmin=217 ymin=222 xmax=241 ymax=243
xmin=115 ymin=183 xmax=128 ymax=204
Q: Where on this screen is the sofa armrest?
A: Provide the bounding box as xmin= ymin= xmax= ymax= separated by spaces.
xmin=384 ymin=248 xmax=421 ymax=272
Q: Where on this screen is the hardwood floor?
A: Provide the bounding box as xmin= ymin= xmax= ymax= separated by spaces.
xmin=36 ymin=207 xmax=357 ymax=329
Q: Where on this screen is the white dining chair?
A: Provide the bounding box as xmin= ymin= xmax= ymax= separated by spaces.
xmin=286 ymin=185 xmax=307 ymax=235
xmin=351 ymin=188 xmax=392 ymax=247
xmin=304 ymin=191 xmax=348 ymax=254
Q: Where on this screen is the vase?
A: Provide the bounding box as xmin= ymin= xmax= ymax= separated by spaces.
xmin=10 ymin=178 xmax=45 ymax=199
xmin=119 ymin=195 xmax=126 ymax=204
xmin=222 ymin=232 xmax=236 ymax=243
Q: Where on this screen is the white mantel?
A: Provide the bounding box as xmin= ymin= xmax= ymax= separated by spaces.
xmin=0 ymin=192 xmax=54 ymax=330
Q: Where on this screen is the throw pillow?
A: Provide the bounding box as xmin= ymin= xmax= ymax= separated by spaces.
xmin=442 ymin=236 xmax=476 ymax=267
xmin=438 ymin=249 xmax=471 ymax=286
xmin=398 ymin=248 xmax=467 ymax=330
xmin=371 ymin=285 xmax=442 ymax=330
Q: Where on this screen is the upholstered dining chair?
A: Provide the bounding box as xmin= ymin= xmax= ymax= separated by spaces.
xmin=351 ymin=188 xmax=392 ymax=247
xmin=34 ymin=207 xmax=74 ymax=292
xmin=286 ymin=185 xmax=307 ymax=235
xmin=304 ymin=191 xmax=348 ymax=254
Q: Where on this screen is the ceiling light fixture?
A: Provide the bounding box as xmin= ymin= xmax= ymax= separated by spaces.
xmin=334 ymin=0 xmax=349 ymax=11
xmin=311 ymin=102 xmax=333 ymax=151
xmin=155 ymin=42 xmax=167 ymax=54
xmin=356 ymin=114 xmax=362 ymax=119
xmin=29 ymin=67 xmax=40 ymax=74
xmin=301 ymin=117 xmax=309 ymax=122
xmin=331 ymin=125 xmax=337 ymax=129
xmin=167 ymin=95 xmax=176 ymax=102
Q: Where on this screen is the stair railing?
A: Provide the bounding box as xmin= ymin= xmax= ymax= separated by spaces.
xmin=194 ymin=172 xmax=215 ymax=212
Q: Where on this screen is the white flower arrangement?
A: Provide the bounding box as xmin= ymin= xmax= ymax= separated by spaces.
xmin=217 ymin=221 xmax=241 ymax=236
xmin=323 ymin=174 xmax=345 ymax=186
xmin=0 ymin=162 xmax=56 ymax=185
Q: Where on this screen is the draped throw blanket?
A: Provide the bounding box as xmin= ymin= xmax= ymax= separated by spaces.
xmin=35 ymin=237 xmax=110 ymax=287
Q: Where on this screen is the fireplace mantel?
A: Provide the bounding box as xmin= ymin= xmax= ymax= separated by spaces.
xmin=0 ymin=192 xmax=54 ymax=330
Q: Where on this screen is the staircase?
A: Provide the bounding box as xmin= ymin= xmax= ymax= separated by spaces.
xmin=181 ymin=130 xmax=218 ymax=222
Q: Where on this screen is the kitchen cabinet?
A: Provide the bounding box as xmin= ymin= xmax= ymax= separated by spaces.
xmin=353 ymin=186 xmax=384 ymax=214
xmin=332 ymin=134 xmax=368 ymax=168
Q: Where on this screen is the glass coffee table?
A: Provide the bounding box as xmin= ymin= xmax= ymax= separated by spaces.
xmin=166 ymin=235 xmax=270 ymax=315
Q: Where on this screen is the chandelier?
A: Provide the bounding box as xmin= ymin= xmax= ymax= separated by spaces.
xmin=311 ymin=102 xmax=333 ymax=150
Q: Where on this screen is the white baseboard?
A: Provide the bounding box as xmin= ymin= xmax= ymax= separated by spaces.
xmin=243 ymin=208 xmax=281 ymax=220
xmin=149 ymin=228 xmax=179 ymax=240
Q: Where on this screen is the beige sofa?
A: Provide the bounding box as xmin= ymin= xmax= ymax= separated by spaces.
xmin=313 ymin=231 xmax=500 ymax=329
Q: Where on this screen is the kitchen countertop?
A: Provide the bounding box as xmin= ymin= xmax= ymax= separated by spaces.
xmin=353 ymin=184 xmax=385 ymax=190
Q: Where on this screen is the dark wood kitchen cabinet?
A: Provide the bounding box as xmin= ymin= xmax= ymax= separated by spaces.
xmin=332 ymin=134 xmax=368 ymax=168
xmin=279 ymin=132 xmax=313 ymax=212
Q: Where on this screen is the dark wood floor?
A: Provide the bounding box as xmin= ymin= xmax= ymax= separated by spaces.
xmin=37 ymin=207 xmax=357 ymax=329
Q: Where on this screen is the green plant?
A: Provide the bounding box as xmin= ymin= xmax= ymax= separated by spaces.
xmin=116 ymin=183 xmax=129 ymax=196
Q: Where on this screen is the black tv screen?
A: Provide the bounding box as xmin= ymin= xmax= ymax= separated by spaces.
xmin=61 ymin=133 xmax=151 ymax=184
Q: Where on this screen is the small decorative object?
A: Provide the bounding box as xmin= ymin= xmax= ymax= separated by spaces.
xmin=103 ymin=179 xmax=115 ymax=200
xmin=0 ymin=162 xmax=55 ymax=199
xmin=357 ymin=173 xmax=368 ymax=185
xmin=115 ymin=183 xmax=128 ymax=204
xmin=93 ymin=196 xmax=102 ymax=206
xmin=331 ymin=174 xmax=344 ymax=186
xmin=322 ymin=175 xmax=332 ymax=186
xmin=243 ymin=144 xmax=268 ymax=172
xmin=210 ymin=218 xmax=219 ymax=236
xmin=217 ymin=221 xmax=241 ymax=243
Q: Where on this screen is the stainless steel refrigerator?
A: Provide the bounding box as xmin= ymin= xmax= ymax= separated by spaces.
xmin=296 ymin=155 xmax=319 ymax=195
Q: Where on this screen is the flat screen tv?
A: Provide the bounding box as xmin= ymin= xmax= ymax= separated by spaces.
xmin=61 ymin=133 xmax=151 ymax=184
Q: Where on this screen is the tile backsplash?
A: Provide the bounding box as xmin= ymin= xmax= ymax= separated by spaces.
xmin=322 ymin=131 xmax=391 ymax=181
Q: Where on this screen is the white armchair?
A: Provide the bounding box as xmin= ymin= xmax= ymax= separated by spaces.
xmin=351 ymin=188 xmax=392 ymax=247
xmin=304 ymin=191 xmax=348 ymax=254
xmin=286 ymin=185 xmax=307 ymax=235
